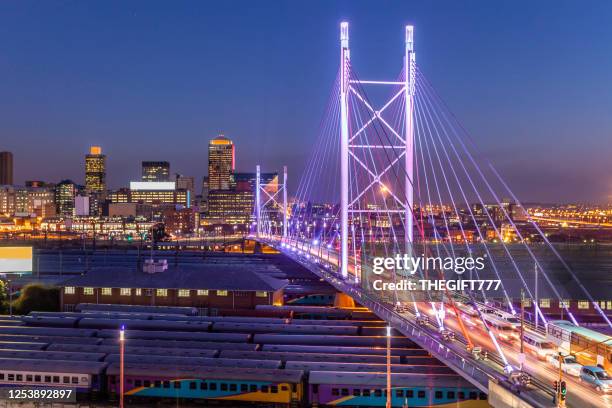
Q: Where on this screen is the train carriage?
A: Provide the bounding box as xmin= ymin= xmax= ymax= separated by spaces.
xmin=254 ymin=334 xmax=414 ymax=348
xmin=0 ymin=349 xmax=106 ymax=362
xmin=285 ymin=361 xmax=453 ymax=375
xmin=212 ymin=322 xmax=359 ymax=336
xmin=104 ymin=354 xmax=282 ymax=369
xmin=0 ymin=358 xmax=107 ymax=395
xmin=99 ymin=337 xmax=257 ymax=351
xmin=308 ymin=371 xmax=488 ymax=407
xmin=106 ymin=364 xmax=304 ymax=406
xmin=261 ymin=344 xmax=429 ymax=357
xmin=220 ymin=350 xmax=401 ymax=364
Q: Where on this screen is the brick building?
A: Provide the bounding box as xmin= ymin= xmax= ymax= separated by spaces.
xmin=59 ymin=256 xmax=287 ymax=314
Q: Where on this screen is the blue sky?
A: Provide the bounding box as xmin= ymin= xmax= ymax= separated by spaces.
xmin=1 ymin=1 xmax=611 ymax=202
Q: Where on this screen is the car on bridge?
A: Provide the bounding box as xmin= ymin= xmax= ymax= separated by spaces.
xmin=579 ymin=366 xmax=612 ymax=393
xmin=523 ymin=331 xmax=557 ymax=361
xmin=547 ymin=354 xmax=582 ymax=377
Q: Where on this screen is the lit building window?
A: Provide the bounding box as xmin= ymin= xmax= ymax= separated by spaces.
xmin=539 ymin=299 xmax=550 ymax=308
xmin=256 ymin=291 xmax=268 ymax=298
xmin=178 ymin=289 xmax=190 ymax=297
xmin=216 ymin=290 xmax=228 ymax=297
xmin=607 ymin=301 xmax=612 ymax=310
xmin=559 ymin=300 xmax=570 ymax=308
xmin=522 ymin=298 xmax=532 ymax=307
xmin=156 ymin=289 xmax=168 ymax=297
xmin=83 ymin=287 xmax=94 ymax=296
xmin=577 ymin=301 xmax=589 ymax=309
xmin=101 ymin=288 xmax=112 ymax=296
xmin=135 ymin=288 xmax=142 ymax=296
xmin=120 ymin=288 xmax=131 ymax=296
xmin=197 ymin=290 xmax=209 ymax=296
xmin=64 ymin=287 xmax=75 ymax=295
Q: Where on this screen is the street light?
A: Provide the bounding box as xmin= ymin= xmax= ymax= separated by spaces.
xmin=386 ymin=326 xmax=391 ymax=408
xmin=119 ymin=325 xmax=125 ymax=408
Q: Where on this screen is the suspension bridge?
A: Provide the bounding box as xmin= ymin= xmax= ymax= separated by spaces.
xmin=249 ymin=22 xmax=611 ymax=408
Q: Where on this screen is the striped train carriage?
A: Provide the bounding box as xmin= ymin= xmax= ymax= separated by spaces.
xmin=309 ymin=371 xmax=488 ymax=407
xmin=106 ymin=364 xmax=304 ymax=405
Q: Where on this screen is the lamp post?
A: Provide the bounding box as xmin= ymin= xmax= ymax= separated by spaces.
xmin=386 ymin=326 xmax=391 ymax=408
xmin=119 ymin=325 xmax=125 ymax=408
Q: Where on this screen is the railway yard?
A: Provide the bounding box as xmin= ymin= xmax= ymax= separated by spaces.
xmin=0 ymin=303 xmax=489 ymax=407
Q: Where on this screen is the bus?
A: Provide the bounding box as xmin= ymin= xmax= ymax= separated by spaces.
xmin=547 ymin=320 xmax=612 ymax=372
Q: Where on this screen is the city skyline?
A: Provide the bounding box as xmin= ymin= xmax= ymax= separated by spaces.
xmin=0 ymin=5 xmax=610 ymax=407
xmin=1 ymin=1 xmax=612 ymax=204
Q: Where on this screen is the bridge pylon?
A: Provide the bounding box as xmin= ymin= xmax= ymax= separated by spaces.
xmin=338 ymin=22 xmax=416 ymax=279
xmin=255 ymin=165 xmax=288 ymax=240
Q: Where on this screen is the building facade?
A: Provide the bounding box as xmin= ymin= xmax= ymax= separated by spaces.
xmin=142 ymin=161 xmax=170 ymax=182
xmin=175 ymin=174 xmax=195 ymax=207
xmin=129 ymin=182 xmax=188 ymax=207
xmin=0 ymin=186 xmax=15 ymax=216
xmin=61 ymin=286 xmax=276 ymax=312
xmin=207 ymin=182 xmax=254 ymax=225
xmin=59 ymin=258 xmax=286 ymax=312
xmin=54 ymin=180 xmax=77 ymax=217
xmin=163 ymin=206 xmax=196 ymax=235
xmin=0 ymin=151 xmax=13 ymax=185
xmin=85 ymin=146 xmax=106 ymax=194
xmin=208 ymin=136 xmax=234 ymax=190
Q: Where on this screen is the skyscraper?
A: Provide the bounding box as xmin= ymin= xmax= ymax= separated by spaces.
xmin=142 ymin=161 xmax=170 ymax=182
xmin=55 ymin=180 xmax=77 ymax=217
xmin=85 ymin=146 xmax=106 ymax=193
xmin=0 ymin=151 xmax=14 ymax=185
xmin=208 ymin=136 xmax=234 ymax=190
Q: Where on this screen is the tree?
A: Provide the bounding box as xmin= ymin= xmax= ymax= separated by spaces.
xmin=11 ymin=284 xmax=60 ymax=315
xmin=0 ymin=280 xmax=7 ymax=314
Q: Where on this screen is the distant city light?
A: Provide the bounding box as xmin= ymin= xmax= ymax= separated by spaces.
xmin=129 ymin=181 xmax=175 ymax=191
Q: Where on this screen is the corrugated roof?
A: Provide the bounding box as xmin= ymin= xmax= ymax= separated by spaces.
xmin=61 ymin=259 xmax=288 ymax=291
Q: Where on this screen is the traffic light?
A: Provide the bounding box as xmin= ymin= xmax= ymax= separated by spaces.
xmin=553 ymin=381 xmax=558 ymax=392
xmin=560 ymin=381 xmax=567 ymax=401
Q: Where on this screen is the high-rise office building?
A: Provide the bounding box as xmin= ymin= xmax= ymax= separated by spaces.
xmin=0 ymin=186 xmax=15 ymax=215
xmin=85 ymin=146 xmax=106 ymax=193
xmin=0 ymin=151 xmax=14 ymax=185
xmin=142 ymin=161 xmax=170 ymax=182
xmin=55 ymin=180 xmax=77 ymax=217
xmin=176 ymin=174 xmax=195 ymax=208
xmin=207 ymin=181 xmax=254 ymax=225
xmin=128 ymin=181 xmax=188 ymax=207
xmin=208 ymin=136 xmax=234 ymax=190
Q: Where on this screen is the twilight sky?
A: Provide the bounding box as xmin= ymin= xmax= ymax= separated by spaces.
xmin=0 ymin=1 xmax=611 ymax=203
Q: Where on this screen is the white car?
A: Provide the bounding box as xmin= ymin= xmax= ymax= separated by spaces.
xmin=548 ymin=354 xmax=582 ymax=377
